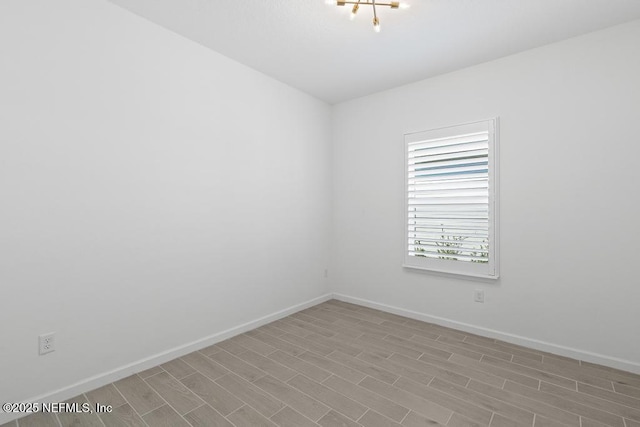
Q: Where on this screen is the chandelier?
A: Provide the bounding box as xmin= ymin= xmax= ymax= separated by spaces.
xmin=325 ymin=0 xmax=410 ymax=32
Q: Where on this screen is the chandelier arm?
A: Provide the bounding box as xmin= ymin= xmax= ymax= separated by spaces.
xmin=340 ymin=1 xmax=398 ymax=7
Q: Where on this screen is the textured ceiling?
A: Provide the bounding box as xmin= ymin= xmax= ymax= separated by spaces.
xmin=108 ymin=0 xmax=640 ymax=104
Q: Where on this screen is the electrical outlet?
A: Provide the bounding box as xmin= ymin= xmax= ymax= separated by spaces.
xmin=39 ymin=333 xmax=56 ymax=355
xmin=474 ymin=289 xmax=485 ymax=303
xmin=324 ymin=269 xmax=328 ymax=278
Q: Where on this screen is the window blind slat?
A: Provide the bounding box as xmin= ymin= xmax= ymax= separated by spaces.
xmin=408 ymin=250 xmax=488 ymax=262
xmin=407 ymin=132 xmax=489 ymax=151
xmin=409 ymin=180 xmax=487 ymax=192
xmin=409 ymin=233 xmax=488 ymax=241
xmin=410 ymin=228 xmax=488 ymax=235
xmin=410 ymin=189 xmax=488 ymax=198
xmin=409 ymin=147 xmax=489 ymax=164
xmin=409 ymin=172 xmax=489 ymax=183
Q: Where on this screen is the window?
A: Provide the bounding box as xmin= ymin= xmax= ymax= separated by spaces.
xmin=404 ymin=119 xmax=499 ymax=279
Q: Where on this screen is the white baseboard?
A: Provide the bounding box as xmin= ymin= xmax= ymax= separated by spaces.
xmin=333 ymin=293 xmax=640 ymax=375
xmin=0 ymin=293 xmax=332 ymax=425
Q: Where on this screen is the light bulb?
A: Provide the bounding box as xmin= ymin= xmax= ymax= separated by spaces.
xmin=391 ymin=1 xmax=410 ymax=8
xmin=373 ymin=17 xmax=381 ymax=32
xmin=350 ymin=4 xmax=359 ymax=20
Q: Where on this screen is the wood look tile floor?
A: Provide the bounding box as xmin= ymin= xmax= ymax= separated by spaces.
xmin=4 ymin=300 xmax=640 ymax=427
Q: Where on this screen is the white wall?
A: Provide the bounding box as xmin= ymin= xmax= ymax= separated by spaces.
xmin=0 ymin=0 xmax=331 ymax=408
xmin=331 ymin=20 xmax=640 ymax=372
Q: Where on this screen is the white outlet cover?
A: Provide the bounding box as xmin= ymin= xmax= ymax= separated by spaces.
xmin=474 ymin=290 xmax=485 ymax=303
xmin=39 ymin=333 xmax=55 ymax=355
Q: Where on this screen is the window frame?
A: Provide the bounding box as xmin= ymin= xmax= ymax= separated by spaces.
xmin=403 ymin=118 xmax=500 ymax=280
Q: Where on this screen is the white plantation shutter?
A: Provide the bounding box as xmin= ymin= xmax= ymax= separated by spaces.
xmin=404 ymin=119 xmax=499 ymax=278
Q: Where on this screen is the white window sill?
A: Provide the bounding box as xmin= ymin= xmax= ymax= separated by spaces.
xmin=402 ymin=264 xmax=500 ymax=281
